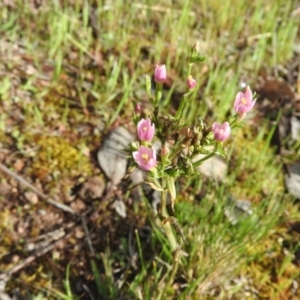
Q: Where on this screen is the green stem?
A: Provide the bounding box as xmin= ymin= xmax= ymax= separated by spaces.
xmin=192 ymin=151 xmax=216 ymax=168
xmin=169 ymin=143 xmax=183 ymax=161
xmin=157 ymin=250 xmax=179 ymax=300
xmin=156 ymin=182 xmax=179 ymax=300
xmin=145 ymin=75 xmax=154 ymax=104
xmin=174 ymin=89 xmax=194 ymax=120
xmin=174 ymin=94 xmax=187 ymax=120
xmin=174 ymin=63 xmax=194 ymax=120
xmin=155 ymin=83 xmax=163 ymax=106
xmin=187 ymin=62 xmax=193 ymax=77
xmin=166 ymin=249 xmax=180 ymax=289
xmin=161 ymin=179 xmax=177 ymax=252
xmin=157 ymin=249 xmax=181 ymax=300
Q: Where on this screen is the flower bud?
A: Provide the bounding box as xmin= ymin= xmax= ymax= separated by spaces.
xmin=137 ymin=118 xmax=155 ymax=142
xmin=161 ymin=145 xmax=169 ymax=156
xmin=186 ymin=76 xmax=196 ymax=89
xmin=135 ymin=103 xmax=141 ymax=114
xmin=193 ymin=41 xmax=200 ymax=54
xmin=154 ymin=64 xmax=167 ymax=83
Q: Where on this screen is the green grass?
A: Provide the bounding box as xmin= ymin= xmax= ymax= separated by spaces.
xmin=0 ymin=0 xmax=299 ymax=299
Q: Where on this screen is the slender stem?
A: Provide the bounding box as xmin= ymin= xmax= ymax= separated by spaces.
xmin=174 ymin=89 xmax=194 ymax=120
xmin=145 ymin=75 xmax=153 ymax=103
xmin=155 ymin=83 xmax=163 ymax=106
xmin=161 ymin=179 xmax=177 ymax=252
xmin=192 ymin=151 xmax=216 ymax=168
xmin=168 ymin=248 xmax=180 ymax=279
xmin=187 ymin=62 xmax=193 ymax=77
xmin=174 ymin=62 xmax=194 ymax=120
xmin=174 ymin=94 xmax=187 ymax=120
xmin=169 ymin=143 xmax=183 ymax=161
xmin=165 ymin=249 xmax=180 ymax=290
xmin=157 ymin=249 xmax=180 ymax=300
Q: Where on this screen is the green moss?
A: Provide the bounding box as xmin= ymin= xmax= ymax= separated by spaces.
xmin=230 ymin=124 xmax=284 ymax=200
xmin=31 ymin=135 xmax=93 ymax=182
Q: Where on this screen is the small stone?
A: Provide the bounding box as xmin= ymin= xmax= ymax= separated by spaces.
xmin=13 ymin=159 xmax=25 ymax=172
xmin=17 ymin=225 xmax=25 ymax=234
xmin=129 ymin=168 xmax=144 ymax=185
xmin=129 ymin=168 xmax=145 ymax=202
xmin=25 ymin=243 xmax=35 ymax=251
xmin=74 ymin=227 xmax=85 ymax=239
xmin=112 ymin=199 xmax=127 ymax=218
xmin=225 ymin=197 xmax=253 ymax=225
xmin=12 ymin=255 xmax=20 ymax=263
xmin=70 ymin=199 xmax=87 ymax=212
xmin=24 ymin=191 xmax=39 ymax=204
xmin=290 ymin=116 xmax=300 ymax=141
xmin=52 ymin=250 xmax=60 ymax=260
xmin=285 ymin=162 xmax=300 ymax=199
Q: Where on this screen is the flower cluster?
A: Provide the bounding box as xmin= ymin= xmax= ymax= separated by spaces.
xmin=212 ymin=85 xmax=255 ymax=142
xmin=132 ymin=65 xmax=256 ymax=171
xmin=133 ymin=118 xmax=157 ymax=170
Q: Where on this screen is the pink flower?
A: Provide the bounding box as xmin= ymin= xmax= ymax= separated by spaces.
xmin=186 ymin=76 xmax=196 ymax=89
xmin=133 ymin=146 xmax=157 ymax=171
xmin=137 ymin=118 xmax=155 ymax=142
xmin=154 ymin=65 xmax=167 ymax=83
xmin=234 ymin=85 xmax=255 ymax=114
xmin=212 ymin=122 xmax=231 ymax=142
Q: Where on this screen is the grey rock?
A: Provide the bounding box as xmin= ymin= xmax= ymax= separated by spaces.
xmin=112 ymin=199 xmax=127 ymax=218
xmin=97 ymin=127 xmax=134 ymax=186
xmin=129 ymin=168 xmax=144 ymax=185
xmin=195 ymin=154 xmax=227 ymax=181
xmin=291 ymin=116 xmax=300 ymax=141
xmin=225 ymin=197 xmax=253 ymax=225
xmin=285 ymin=162 xmax=300 ymax=198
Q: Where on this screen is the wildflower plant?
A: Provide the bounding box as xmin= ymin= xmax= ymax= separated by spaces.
xmin=129 ymin=43 xmax=256 ymax=256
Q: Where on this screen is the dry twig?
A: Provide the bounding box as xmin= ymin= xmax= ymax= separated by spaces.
xmin=0 ymin=162 xmax=76 ymax=215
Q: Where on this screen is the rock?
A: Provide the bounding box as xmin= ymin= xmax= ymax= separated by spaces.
xmin=129 ymin=168 xmax=144 ymax=185
xmin=0 ymin=292 xmax=13 ymax=300
xmin=24 ymin=191 xmax=39 ymax=204
xmin=225 ymin=197 xmax=253 ymax=225
xmin=285 ymin=162 xmax=300 ymax=199
xmin=128 ymin=168 xmax=145 ymax=202
xmin=97 ymin=127 xmax=134 ymax=186
xmin=290 ymin=116 xmax=300 ymax=141
xmin=151 ymin=190 xmax=161 ymax=214
xmin=195 ymin=154 xmax=227 ymax=181
xmin=112 ymin=199 xmax=127 ymax=218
